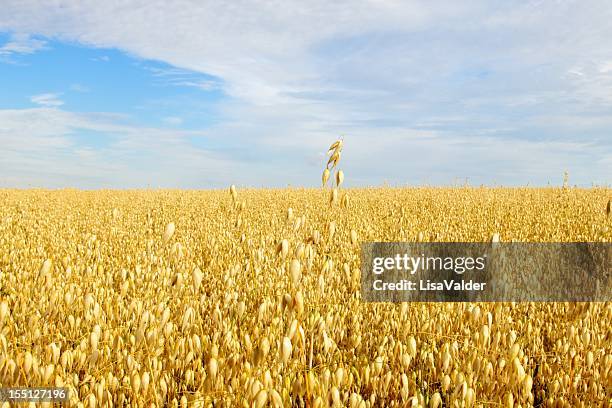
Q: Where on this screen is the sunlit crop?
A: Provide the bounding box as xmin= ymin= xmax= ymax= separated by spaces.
xmin=0 ymin=143 xmax=610 ymax=407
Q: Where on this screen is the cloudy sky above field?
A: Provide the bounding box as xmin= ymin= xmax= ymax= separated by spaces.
xmin=0 ymin=1 xmax=611 ymax=188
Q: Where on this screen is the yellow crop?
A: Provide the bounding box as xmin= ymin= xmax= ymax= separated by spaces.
xmin=0 ymin=184 xmax=610 ymax=407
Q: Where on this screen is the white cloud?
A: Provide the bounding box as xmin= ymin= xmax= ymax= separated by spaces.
xmin=0 ymin=104 xmax=609 ymax=188
xmin=0 ymin=1 xmax=452 ymax=105
xmin=30 ymin=93 xmax=64 ymax=107
xmin=0 ymin=107 xmax=244 ymax=188
xmin=599 ymin=61 xmax=612 ymax=73
xmin=0 ymin=33 xmax=46 ymax=56
xmin=145 ymin=66 xmax=222 ymax=90
xmin=177 ymin=80 xmax=220 ymax=91
xmin=2 ymin=2 xmax=610 ymax=109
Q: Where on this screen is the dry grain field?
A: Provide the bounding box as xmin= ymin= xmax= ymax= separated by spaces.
xmin=0 ymin=184 xmax=610 ymax=408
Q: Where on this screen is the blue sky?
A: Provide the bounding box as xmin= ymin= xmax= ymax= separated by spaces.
xmin=0 ymin=35 xmax=224 ymax=128
xmin=0 ymin=1 xmax=610 ymax=188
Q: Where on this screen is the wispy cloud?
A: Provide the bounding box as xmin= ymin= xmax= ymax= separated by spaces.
xmin=162 ymin=116 xmax=183 ymax=125
xmin=145 ymin=66 xmax=222 ymax=91
xmin=0 ymin=33 xmax=46 ymax=56
xmin=69 ymin=83 xmax=89 ymax=92
xmin=0 ymin=107 xmax=243 ymax=188
xmin=91 ymin=55 xmax=110 ymax=62
xmin=30 ymin=93 xmax=64 ymax=107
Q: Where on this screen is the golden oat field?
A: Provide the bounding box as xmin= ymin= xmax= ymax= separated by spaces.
xmin=0 ymin=186 xmax=611 ymax=407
